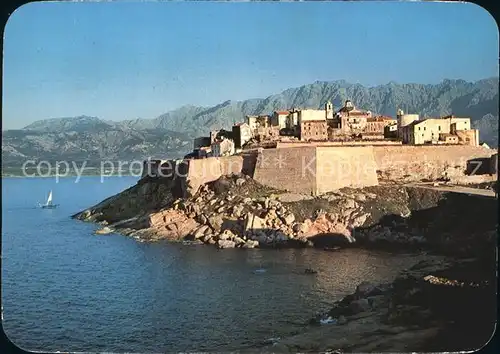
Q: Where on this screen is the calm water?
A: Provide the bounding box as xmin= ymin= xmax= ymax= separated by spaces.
xmin=2 ymin=176 xmax=426 ymax=352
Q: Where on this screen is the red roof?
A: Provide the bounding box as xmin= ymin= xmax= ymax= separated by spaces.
xmin=275 ymin=111 xmax=289 ymax=115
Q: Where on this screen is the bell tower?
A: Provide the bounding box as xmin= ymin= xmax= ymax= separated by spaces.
xmin=325 ymin=100 xmax=333 ymax=119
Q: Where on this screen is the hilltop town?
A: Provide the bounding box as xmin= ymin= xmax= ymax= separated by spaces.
xmin=74 ymin=99 xmax=497 ymax=353
xmin=137 ymin=99 xmax=496 ymax=199
xmin=188 ymin=99 xmax=486 ymax=159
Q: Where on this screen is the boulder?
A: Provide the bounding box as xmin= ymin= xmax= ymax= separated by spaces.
xmin=344 ymin=198 xmax=356 ymax=209
xmin=233 ymin=236 xmax=246 ymax=245
xmin=235 ymin=178 xmax=246 ymax=186
xmin=217 ymin=239 xmax=236 ymax=249
xmin=244 ymin=212 xmax=266 ymax=231
xmin=354 ymin=193 xmax=367 ymax=202
xmin=348 ymin=298 xmax=371 ymax=314
xmin=242 ymin=240 xmax=258 ymax=249
xmin=265 ymin=209 xmax=278 ymax=221
xmin=232 ymin=205 xmax=244 ymax=218
xmin=281 ymin=213 xmax=295 ymax=226
xmin=208 ymin=215 xmax=224 ymax=232
xmin=219 ymin=229 xmax=236 ymax=240
xmin=95 ymin=227 xmax=113 ymax=235
xmin=273 ymin=231 xmax=288 ymax=242
xmin=351 ymin=213 xmax=369 ymax=228
xmin=197 ymin=214 xmax=208 ymax=225
xmin=193 ymin=225 xmax=210 ymax=239
xmin=355 ymin=281 xmax=377 ymax=297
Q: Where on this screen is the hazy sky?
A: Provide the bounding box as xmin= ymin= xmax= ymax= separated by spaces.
xmin=2 ymin=1 xmax=498 ymax=129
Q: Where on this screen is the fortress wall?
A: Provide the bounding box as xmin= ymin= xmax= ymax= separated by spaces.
xmin=276 ymin=141 xmax=401 ymax=149
xmin=315 ymin=146 xmax=379 ymax=195
xmin=219 ymin=155 xmax=244 ymax=176
xmin=185 ymin=155 xmax=248 ymax=196
xmin=373 ymin=145 xmax=496 ymax=181
xmin=186 ymin=157 xmax=223 ymax=195
xmin=253 ymin=147 xmax=317 ymax=195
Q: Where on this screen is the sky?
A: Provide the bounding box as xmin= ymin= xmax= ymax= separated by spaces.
xmin=2 ymin=1 xmax=498 ymax=130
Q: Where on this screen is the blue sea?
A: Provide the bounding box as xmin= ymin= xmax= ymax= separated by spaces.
xmin=2 ymin=176 xmax=424 ymax=352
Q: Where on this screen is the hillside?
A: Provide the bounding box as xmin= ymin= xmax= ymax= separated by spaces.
xmin=2 ymin=78 xmax=498 ymax=169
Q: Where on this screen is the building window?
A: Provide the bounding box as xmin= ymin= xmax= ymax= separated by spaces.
xmin=424 ymin=127 xmax=426 ymax=131
xmin=418 ymin=127 xmax=421 ymax=130
xmin=438 ymin=126 xmax=441 ymax=131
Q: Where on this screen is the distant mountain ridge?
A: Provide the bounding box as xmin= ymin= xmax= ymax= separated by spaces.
xmin=3 ymin=78 xmax=498 ymax=167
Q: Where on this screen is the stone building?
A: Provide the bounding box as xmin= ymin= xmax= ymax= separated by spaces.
xmin=384 ymin=122 xmax=398 ymax=139
xmin=211 ymin=138 xmax=235 ymax=157
xmin=232 ymin=123 xmax=253 ymax=149
xmin=299 ymin=120 xmax=328 ymax=141
xmin=331 ymin=100 xmax=372 ymax=135
xmin=245 ymin=115 xmax=271 ymax=131
xmin=401 ymin=115 xmax=478 ymax=146
xmin=246 ymin=115 xmax=259 ymax=131
xmin=271 ymin=111 xmax=289 ymax=129
xmin=193 ymin=136 xmax=211 ymax=150
xmin=439 ymin=133 xmax=459 ymax=144
xmin=365 ymin=116 xmax=394 ymax=134
xmin=396 ymin=109 xmax=419 ymax=139
xmin=451 ymin=123 xmax=479 ymax=146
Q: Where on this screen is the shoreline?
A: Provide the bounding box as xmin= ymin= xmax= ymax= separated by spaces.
xmin=71 ymin=173 xmax=498 ymax=352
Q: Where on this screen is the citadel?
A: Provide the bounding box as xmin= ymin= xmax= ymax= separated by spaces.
xmin=142 ymin=100 xmax=497 ymax=197
xmin=190 ymin=100 xmax=482 ymax=159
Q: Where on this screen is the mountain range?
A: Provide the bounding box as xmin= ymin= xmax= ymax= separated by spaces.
xmin=2 ymin=78 xmax=498 ymax=168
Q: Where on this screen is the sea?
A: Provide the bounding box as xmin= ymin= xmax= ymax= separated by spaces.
xmin=2 ymin=176 xmax=426 ymax=352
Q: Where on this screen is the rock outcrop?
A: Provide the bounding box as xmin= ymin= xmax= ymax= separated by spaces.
xmin=73 ymin=173 xmax=497 ymax=255
xmin=271 ymin=255 xmax=496 ymax=352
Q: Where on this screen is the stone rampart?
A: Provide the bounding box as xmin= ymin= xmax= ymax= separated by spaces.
xmin=316 ymin=146 xmax=379 ymax=194
xmin=185 ymin=155 xmax=251 ymax=195
xmin=253 ymin=146 xmax=378 ymax=195
xmin=142 ymin=145 xmax=495 ymax=197
xmin=372 ymin=145 xmax=495 ymax=181
xmin=276 ymin=141 xmax=402 ymax=148
xmin=253 ymin=146 xmax=317 ymax=195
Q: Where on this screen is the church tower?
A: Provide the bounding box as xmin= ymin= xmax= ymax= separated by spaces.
xmin=325 ymin=100 xmax=334 ymax=119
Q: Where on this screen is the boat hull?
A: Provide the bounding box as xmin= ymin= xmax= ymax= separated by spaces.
xmin=41 ymin=204 xmax=59 ymax=209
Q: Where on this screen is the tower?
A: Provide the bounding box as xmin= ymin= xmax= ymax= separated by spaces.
xmin=344 ymin=100 xmax=354 ymax=111
xmin=325 ymin=100 xmax=333 ymax=119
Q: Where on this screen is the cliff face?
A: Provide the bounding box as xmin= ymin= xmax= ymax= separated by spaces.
xmin=73 ymin=174 xmax=497 ymax=257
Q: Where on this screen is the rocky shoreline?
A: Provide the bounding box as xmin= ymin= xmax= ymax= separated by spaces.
xmin=72 ymin=173 xmax=497 ymax=352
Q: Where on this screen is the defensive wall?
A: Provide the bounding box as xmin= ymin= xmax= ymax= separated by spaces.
xmin=276 ymin=141 xmax=402 ymax=148
xmin=252 ymin=146 xmax=379 ymax=195
xmin=252 ymin=147 xmax=317 ymax=195
xmin=185 ymin=153 xmax=257 ymax=195
xmin=372 ymin=145 xmax=496 ymax=181
xmin=140 ymin=144 xmax=495 ymax=197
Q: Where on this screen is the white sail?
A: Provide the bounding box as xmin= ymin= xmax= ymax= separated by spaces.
xmin=47 ymin=190 xmax=53 ymax=205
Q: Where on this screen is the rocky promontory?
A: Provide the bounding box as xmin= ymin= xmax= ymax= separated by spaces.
xmin=73 ymin=173 xmax=497 ymax=352
xmin=73 ymin=173 xmax=496 ymax=255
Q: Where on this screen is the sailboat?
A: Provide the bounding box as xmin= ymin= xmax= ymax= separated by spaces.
xmin=39 ymin=190 xmax=59 ymax=209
